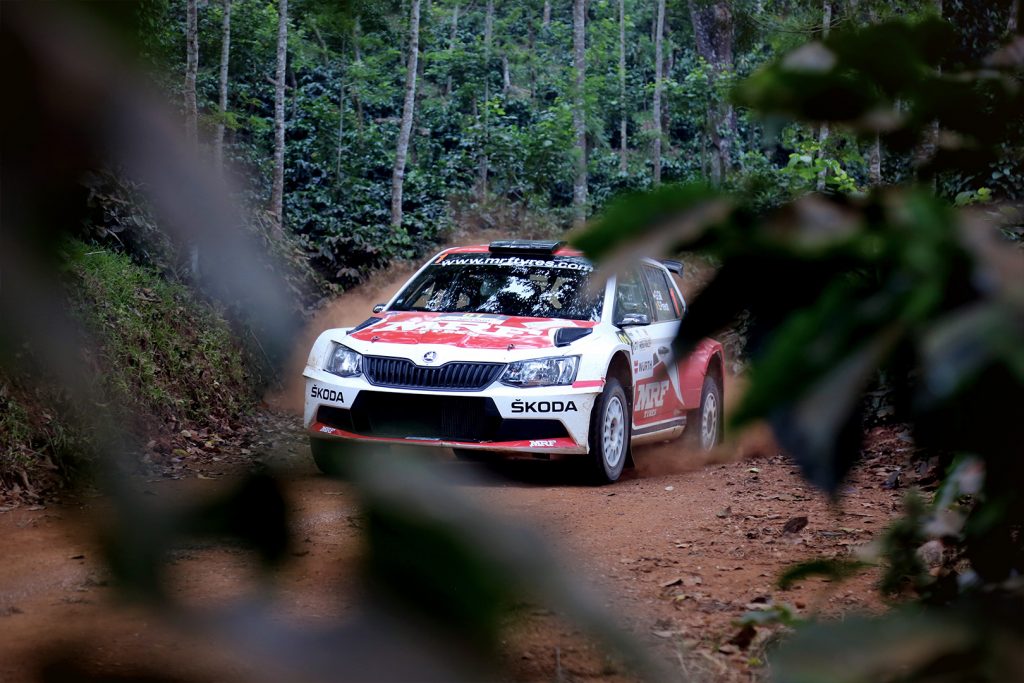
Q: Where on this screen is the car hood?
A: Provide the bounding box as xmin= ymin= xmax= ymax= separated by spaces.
xmin=346 ymin=311 xmax=596 ymax=350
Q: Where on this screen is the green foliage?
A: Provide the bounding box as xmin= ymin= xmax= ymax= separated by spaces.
xmin=63 ymin=240 xmax=259 ymax=427
xmin=777 ymin=559 xmax=871 ymax=590
xmin=954 ymin=186 xmax=993 ymax=207
xmin=578 ymin=14 xmax=1024 ymax=681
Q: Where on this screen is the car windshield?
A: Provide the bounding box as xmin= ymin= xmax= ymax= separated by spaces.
xmin=389 ymin=252 xmax=603 ymax=321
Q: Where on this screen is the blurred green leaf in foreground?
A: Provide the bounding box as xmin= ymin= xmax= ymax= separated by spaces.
xmin=576 ymin=12 xmax=1024 ymax=683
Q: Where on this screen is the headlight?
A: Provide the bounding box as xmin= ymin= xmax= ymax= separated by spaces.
xmin=326 ymin=344 xmax=362 ymax=377
xmin=500 ymin=356 xmax=579 ymax=387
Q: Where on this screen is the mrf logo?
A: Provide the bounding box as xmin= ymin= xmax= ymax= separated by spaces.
xmin=511 ymin=400 xmax=577 ymax=413
xmin=635 ymin=381 xmax=669 ymax=412
xmin=310 ymin=385 xmax=344 ymax=403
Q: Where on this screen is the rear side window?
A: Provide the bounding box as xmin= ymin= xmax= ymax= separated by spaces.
xmin=642 ymin=266 xmax=681 ymax=322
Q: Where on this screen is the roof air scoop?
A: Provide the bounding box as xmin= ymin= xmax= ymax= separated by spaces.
xmin=488 ymin=240 xmax=564 ymax=255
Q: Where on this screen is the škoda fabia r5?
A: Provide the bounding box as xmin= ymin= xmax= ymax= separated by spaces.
xmin=303 ymin=240 xmax=725 ymax=483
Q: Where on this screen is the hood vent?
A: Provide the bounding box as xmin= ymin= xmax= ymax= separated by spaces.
xmin=554 ymin=327 xmax=593 ymax=347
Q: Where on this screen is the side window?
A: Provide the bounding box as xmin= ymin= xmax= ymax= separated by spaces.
xmin=642 ymin=266 xmax=681 ymax=322
xmin=614 ymin=269 xmax=652 ymax=321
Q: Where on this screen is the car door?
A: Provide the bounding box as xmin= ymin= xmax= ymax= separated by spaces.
xmin=612 ymin=269 xmax=664 ymax=429
xmin=638 ymin=263 xmax=686 ymax=424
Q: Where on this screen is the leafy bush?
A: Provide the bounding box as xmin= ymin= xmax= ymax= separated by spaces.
xmin=577 ymin=15 xmax=1024 ymax=681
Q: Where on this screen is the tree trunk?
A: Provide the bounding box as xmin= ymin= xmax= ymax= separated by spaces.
xmin=479 ymin=0 xmax=494 ymax=200
xmin=664 ymin=42 xmax=673 ymax=141
xmin=446 ymin=5 xmax=459 ymax=97
xmin=572 ymin=0 xmax=587 ymax=226
xmin=213 ymin=0 xmax=231 ymax=175
xmin=184 ymin=0 xmax=200 ymax=274
xmin=688 ymin=0 xmax=735 ymax=187
xmin=528 ymin=20 xmax=537 ymax=101
xmin=652 ymin=0 xmax=665 ymax=184
xmin=868 ymin=133 xmax=882 ymax=186
xmin=618 ymin=0 xmax=627 ymax=173
xmin=816 ymin=1 xmax=832 ymax=192
xmin=336 ymin=71 xmax=345 ymax=179
xmin=352 ymin=19 xmax=363 ymax=129
xmin=271 ymin=0 xmax=288 ymax=227
xmin=502 ymin=53 xmax=511 ymax=95
xmin=543 ymin=0 xmax=551 ymax=28
xmin=1011 ymin=0 xmax=1020 ymax=33
xmin=390 ymin=0 xmax=421 ymax=229
xmin=184 ymin=0 xmax=198 ymax=150
xmin=915 ymin=0 xmax=943 ymax=179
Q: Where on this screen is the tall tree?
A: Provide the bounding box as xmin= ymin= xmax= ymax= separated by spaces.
xmin=271 ymin=0 xmax=289 ymax=227
xmin=446 ymin=5 xmax=459 ymax=97
xmin=390 ymin=0 xmax=421 ymax=229
xmin=618 ymin=0 xmax=627 ymax=173
xmin=184 ymin=0 xmax=200 ymax=275
xmin=652 ymin=0 xmax=665 ymax=184
xmin=688 ymin=0 xmax=735 ymax=186
xmin=351 ymin=19 xmax=363 ymax=128
xmin=572 ymin=0 xmax=587 ymax=225
xmin=479 ymin=0 xmax=495 ymax=199
xmin=184 ymin=0 xmax=199 ymax=149
xmin=868 ymin=133 xmax=882 ymax=186
xmin=213 ymin=0 xmax=232 ymax=175
xmin=815 ymin=1 xmax=832 ymax=191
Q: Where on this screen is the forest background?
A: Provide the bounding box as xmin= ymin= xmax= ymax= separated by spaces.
xmin=130 ymin=0 xmax=1022 ymax=289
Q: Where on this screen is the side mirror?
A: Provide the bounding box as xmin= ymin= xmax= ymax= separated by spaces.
xmin=372 ymin=304 xmax=386 ymax=313
xmin=616 ymin=313 xmax=650 ymax=328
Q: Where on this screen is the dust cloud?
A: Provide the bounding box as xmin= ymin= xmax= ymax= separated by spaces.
xmin=264 ymin=262 xmax=420 ymax=414
xmin=633 ymin=372 xmax=778 ymax=476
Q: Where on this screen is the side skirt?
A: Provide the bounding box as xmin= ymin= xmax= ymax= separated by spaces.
xmin=630 ymin=417 xmax=686 ymax=446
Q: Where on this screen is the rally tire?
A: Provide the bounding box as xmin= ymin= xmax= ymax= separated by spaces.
xmin=588 ymin=377 xmax=631 ymax=484
xmin=685 ymin=375 xmax=723 ymax=451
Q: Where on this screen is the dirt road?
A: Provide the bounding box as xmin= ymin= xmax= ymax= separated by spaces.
xmin=0 ymin=256 xmax=907 ymax=681
xmin=0 ymin=417 xmax=908 ymax=683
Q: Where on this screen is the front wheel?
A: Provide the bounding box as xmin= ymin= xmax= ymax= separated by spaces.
xmin=588 ymin=377 xmax=631 ymax=483
xmin=685 ymin=375 xmax=723 ymax=451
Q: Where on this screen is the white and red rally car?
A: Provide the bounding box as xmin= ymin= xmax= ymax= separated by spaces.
xmin=303 ymin=240 xmax=724 ymax=482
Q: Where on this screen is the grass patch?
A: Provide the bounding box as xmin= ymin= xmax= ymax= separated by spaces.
xmin=1 ymin=241 xmax=264 ymax=496
xmin=63 ymin=241 xmax=258 ymax=426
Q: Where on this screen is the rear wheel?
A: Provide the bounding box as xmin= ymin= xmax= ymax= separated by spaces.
xmin=685 ymin=375 xmax=722 ymax=451
xmin=588 ymin=377 xmax=630 ymax=483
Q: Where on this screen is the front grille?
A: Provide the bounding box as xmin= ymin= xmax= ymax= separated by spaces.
xmin=351 ymin=393 xmax=497 ymax=440
xmin=364 ymin=356 xmax=504 ymax=391
xmin=316 ymin=393 xmax=569 ymax=443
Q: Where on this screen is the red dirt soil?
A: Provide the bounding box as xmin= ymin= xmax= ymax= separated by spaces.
xmin=0 ymin=415 xmax=911 ymax=682
xmin=0 ymin=252 xmax=912 ymax=682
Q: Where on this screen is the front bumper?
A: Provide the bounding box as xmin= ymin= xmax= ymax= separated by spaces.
xmin=303 ymin=367 xmax=600 ymax=455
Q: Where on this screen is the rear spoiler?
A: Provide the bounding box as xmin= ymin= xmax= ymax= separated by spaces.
xmin=660 ymin=259 xmax=684 ymax=276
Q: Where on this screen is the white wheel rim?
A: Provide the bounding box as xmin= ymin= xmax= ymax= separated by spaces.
xmin=700 ymin=391 xmax=718 ymax=450
xmin=603 ymin=396 xmax=626 ymax=469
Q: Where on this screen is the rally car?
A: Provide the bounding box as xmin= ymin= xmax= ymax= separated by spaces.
xmin=303 ymin=240 xmax=725 ymax=483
